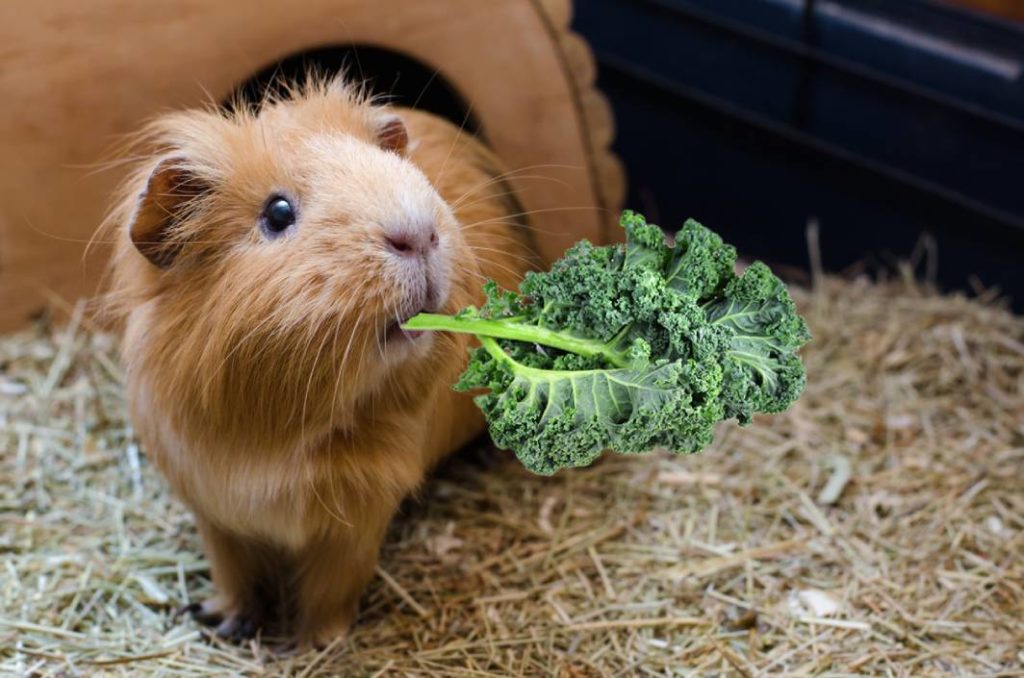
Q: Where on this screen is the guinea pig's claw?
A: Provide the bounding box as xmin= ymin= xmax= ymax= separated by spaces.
xmin=174 ymin=601 xmax=200 ymax=622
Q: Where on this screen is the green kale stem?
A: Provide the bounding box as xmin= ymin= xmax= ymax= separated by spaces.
xmin=403 ymin=313 xmax=631 ymax=368
xmin=476 ymin=335 xmax=631 ymax=380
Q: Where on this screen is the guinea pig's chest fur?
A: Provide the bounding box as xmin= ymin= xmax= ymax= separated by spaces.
xmin=157 ymin=434 xmax=315 ymax=550
xmin=128 ymin=369 xmax=435 ymax=550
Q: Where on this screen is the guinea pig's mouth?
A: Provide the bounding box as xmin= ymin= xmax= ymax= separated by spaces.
xmin=384 ymin=276 xmax=447 ymax=348
xmin=386 ymin=308 xmax=427 ymax=343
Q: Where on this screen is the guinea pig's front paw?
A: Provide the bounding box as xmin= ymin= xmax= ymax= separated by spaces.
xmin=180 ymin=598 xmax=226 ymax=627
xmin=183 ymin=598 xmax=262 ymax=642
xmin=213 ymin=612 xmax=260 ymax=642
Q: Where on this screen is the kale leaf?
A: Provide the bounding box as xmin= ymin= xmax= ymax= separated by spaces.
xmin=404 ymin=211 xmax=810 ymax=475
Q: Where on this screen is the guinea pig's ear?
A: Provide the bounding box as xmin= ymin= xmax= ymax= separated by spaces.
xmin=375 ymin=114 xmax=408 ymax=154
xmin=128 ymin=156 xmax=208 ymax=268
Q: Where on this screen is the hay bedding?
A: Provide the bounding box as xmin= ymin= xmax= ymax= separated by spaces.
xmin=1 ymin=274 xmax=1022 ymax=677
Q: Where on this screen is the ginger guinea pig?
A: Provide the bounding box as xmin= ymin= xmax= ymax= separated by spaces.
xmin=105 ymin=78 xmax=536 ymax=646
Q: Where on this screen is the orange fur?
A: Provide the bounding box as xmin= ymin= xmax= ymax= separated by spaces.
xmin=104 ymin=78 xmax=537 ymax=646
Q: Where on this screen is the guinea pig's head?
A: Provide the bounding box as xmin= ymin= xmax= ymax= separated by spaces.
xmin=111 ymin=81 xmax=477 ymax=440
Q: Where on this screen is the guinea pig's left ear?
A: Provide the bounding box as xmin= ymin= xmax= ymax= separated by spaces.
xmin=128 ymin=156 xmax=208 ymax=268
xmin=376 ymin=114 xmax=408 ymax=154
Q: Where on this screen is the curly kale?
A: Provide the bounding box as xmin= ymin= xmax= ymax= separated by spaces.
xmin=404 ymin=211 xmax=810 ymax=475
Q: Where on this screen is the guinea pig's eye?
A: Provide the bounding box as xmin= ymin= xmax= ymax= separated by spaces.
xmin=261 ymin=196 xmax=296 ymax=236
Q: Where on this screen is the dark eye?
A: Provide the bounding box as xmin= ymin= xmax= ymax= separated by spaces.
xmin=262 ymin=196 xmax=296 ymax=236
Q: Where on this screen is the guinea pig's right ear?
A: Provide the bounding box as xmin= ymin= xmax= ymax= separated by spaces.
xmin=128 ymin=157 xmax=208 ymax=268
xmin=375 ymin=114 xmax=408 ymax=155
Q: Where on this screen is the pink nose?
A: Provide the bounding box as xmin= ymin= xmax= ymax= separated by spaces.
xmin=385 ymin=225 xmax=439 ymax=257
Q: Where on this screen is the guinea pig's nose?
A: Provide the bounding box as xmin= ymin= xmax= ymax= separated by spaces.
xmin=384 ymin=224 xmax=439 ymax=257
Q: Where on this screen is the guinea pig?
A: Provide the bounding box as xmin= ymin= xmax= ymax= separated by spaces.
xmin=104 ymin=77 xmax=537 ymax=646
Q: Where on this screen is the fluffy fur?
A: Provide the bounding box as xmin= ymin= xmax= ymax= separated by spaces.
xmin=105 ymin=78 xmax=536 ymax=645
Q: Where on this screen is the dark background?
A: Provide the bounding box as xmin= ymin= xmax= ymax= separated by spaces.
xmin=238 ymin=0 xmax=1024 ymax=307
xmin=572 ymin=0 xmax=1024 ymax=307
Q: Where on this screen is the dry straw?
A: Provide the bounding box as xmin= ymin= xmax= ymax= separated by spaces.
xmin=2 ymin=272 xmax=1022 ymax=676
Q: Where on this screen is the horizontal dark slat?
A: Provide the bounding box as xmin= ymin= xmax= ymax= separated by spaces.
xmin=598 ymin=55 xmax=1024 ymax=236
